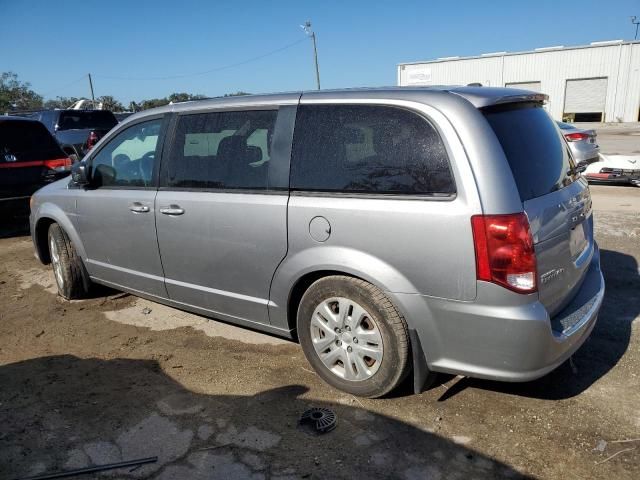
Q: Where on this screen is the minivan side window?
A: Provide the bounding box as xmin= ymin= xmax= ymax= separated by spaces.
xmin=164 ymin=110 xmax=277 ymax=190
xmin=290 ymin=105 xmax=455 ymax=195
xmin=91 ymin=118 xmax=162 ymax=188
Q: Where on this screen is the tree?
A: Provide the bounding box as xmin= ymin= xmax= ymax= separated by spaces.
xmin=43 ymin=96 xmax=82 ymax=109
xmin=224 ymin=91 xmax=250 ymax=97
xmin=167 ymin=92 xmax=206 ymax=103
xmin=132 ymin=92 xmax=207 ymax=111
xmin=96 ymin=95 xmax=125 ymax=112
xmin=138 ymin=97 xmax=170 ymax=110
xmin=0 ymin=72 xmax=43 ymax=111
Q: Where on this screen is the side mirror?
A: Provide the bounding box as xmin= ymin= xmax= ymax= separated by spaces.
xmin=567 ymin=164 xmax=587 ymax=177
xmin=71 ymin=161 xmax=90 ymax=186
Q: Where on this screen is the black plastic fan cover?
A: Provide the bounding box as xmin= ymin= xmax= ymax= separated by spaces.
xmin=299 ymin=407 xmax=337 ymax=435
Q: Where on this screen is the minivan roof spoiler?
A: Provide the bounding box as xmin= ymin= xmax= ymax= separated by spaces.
xmin=446 ymin=86 xmax=548 ymax=109
xmin=296 ymin=86 xmax=549 ymax=109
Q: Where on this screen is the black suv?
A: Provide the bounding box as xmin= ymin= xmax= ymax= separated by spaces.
xmin=1 ymin=117 xmax=72 ymax=215
xmin=24 ymin=109 xmax=118 ymax=161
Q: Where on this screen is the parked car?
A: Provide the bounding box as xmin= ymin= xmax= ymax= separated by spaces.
xmin=29 ymin=87 xmax=604 ymax=398
xmin=556 ymin=121 xmax=600 ymax=165
xmin=114 ymin=112 xmax=135 ymax=123
xmin=584 ymin=154 xmax=640 ymax=185
xmin=1 ymin=117 xmax=71 ymax=216
xmin=24 ymin=109 xmax=118 ymax=161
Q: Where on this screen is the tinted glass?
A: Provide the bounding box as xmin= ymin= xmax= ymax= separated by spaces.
xmin=290 ymin=105 xmax=454 ymax=195
xmin=484 ymin=104 xmax=575 ymax=202
xmin=91 ymin=119 xmax=162 ymax=187
xmin=0 ymin=120 xmax=64 ymax=161
xmin=165 ymin=110 xmax=277 ymax=190
xmin=57 ymin=111 xmax=118 ymax=131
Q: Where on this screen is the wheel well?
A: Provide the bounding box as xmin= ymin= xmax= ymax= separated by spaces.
xmin=35 ymin=218 xmax=56 ymax=264
xmin=287 ymin=270 xmax=361 ymax=340
xmin=286 ymin=270 xmax=425 ymax=392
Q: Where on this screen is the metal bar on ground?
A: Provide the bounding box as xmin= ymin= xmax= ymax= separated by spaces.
xmin=14 ymin=456 xmax=158 ymax=480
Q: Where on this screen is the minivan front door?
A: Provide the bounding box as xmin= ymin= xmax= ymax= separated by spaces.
xmin=155 ymin=107 xmax=295 ymax=325
xmin=74 ymin=117 xmax=167 ymax=298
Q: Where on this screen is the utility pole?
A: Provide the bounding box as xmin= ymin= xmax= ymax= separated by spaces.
xmin=302 ymin=21 xmax=321 ymax=90
xmin=632 ymin=16 xmax=639 ymax=40
xmin=88 ymin=73 xmax=96 ymax=108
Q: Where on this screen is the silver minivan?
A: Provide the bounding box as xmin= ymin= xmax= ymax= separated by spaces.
xmin=30 ymin=87 xmax=605 ymax=398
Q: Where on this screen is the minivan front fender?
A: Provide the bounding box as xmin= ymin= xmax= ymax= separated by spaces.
xmin=268 ymin=245 xmax=421 ymax=332
xmin=32 ymin=201 xmax=86 ymax=264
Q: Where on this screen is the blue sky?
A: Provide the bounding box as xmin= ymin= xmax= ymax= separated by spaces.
xmin=1 ymin=0 xmax=638 ymax=104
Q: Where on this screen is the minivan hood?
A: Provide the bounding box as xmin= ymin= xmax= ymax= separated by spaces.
xmin=33 ymin=175 xmax=72 ymax=197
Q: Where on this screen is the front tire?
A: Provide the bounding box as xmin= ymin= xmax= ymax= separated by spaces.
xmin=297 ymin=276 xmax=411 ymax=398
xmin=48 ymin=223 xmax=90 ymax=299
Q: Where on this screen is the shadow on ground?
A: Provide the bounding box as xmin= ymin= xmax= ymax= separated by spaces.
xmin=0 ymin=355 xmax=529 ymax=480
xmin=0 ymin=216 xmax=30 ymax=239
xmin=438 ymin=248 xmax=638 ymax=402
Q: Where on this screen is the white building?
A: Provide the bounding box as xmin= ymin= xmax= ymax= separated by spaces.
xmin=398 ymin=40 xmax=640 ymax=122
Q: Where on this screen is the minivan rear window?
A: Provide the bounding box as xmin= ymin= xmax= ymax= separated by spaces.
xmin=57 ymin=111 xmax=118 ymax=131
xmin=0 ymin=120 xmax=64 ymax=162
xmin=484 ymin=104 xmax=574 ymax=202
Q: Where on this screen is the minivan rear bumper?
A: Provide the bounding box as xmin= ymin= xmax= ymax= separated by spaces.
xmin=392 ymin=245 xmax=604 ymax=383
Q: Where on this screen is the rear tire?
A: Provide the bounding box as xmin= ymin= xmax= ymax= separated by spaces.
xmin=48 ymin=223 xmax=90 ymax=299
xmin=297 ymin=276 xmax=411 ymax=398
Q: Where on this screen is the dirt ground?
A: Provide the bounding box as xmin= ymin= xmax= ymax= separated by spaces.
xmin=0 ymin=183 xmax=638 ymax=480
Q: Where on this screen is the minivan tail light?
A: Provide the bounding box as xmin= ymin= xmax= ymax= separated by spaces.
xmin=471 ymin=213 xmax=537 ymax=293
xmin=564 ymin=132 xmax=589 ymax=142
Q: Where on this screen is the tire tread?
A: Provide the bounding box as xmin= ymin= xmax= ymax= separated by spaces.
xmin=48 ymin=223 xmax=90 ymax=299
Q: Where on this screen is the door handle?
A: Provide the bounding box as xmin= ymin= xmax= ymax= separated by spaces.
xmin=159 ymin=205 xmax=185 ymax=216
xmin=129 ymin=203 xmax=150 ymax=213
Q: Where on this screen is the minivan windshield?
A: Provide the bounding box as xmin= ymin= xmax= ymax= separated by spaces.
xmin=484 ymin=103 xmax=575 ymax=202
xmin=57 ymin=111 xmax=118 ymax=131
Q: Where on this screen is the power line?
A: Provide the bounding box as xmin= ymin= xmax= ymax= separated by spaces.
xmin=94 ymin=37 xmax=307 ymax=81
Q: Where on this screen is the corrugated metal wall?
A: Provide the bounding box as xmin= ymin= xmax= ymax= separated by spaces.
xmin=398 ymin=42 xmax=640 ymax=122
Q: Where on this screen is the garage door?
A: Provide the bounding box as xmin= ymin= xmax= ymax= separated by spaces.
xmin=505 ymin=81 xmax=541 ymax=92
xmin=564 ymin=78 xmax=608 ymax=113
